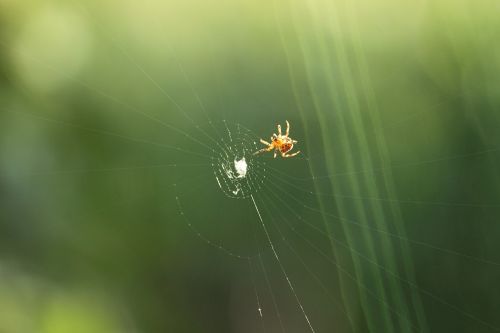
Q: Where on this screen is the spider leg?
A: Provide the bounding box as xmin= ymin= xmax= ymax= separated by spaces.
xmin=254 ymin=145 xmax=274 ymax=155
xmin=277 ymin=123 xmax=282 ymax=136
xmin=274 ymin=150 xmax=277 ymax=158
xmin=254 ymin=139 xmax=274 ymax=155
xmin=292 ymin=140 xmax=298 ymax=143
xmin=282 ymin=150 xmax=301 ymax=158
xmin=286 ymin=120 xmax=290 ymax=137
xmin=260 ymin=139 xmax=271 ymax=146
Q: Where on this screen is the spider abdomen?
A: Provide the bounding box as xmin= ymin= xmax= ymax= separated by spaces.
xmin=280 ymin=143 xmax=293 ymax=153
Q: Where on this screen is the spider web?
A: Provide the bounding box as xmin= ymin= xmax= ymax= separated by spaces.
xmin=1 ymin=1 xmax=500 ymax=333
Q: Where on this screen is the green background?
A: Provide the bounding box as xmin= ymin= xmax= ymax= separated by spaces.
xmin=1 ymin=0 xmax=499 ymax=332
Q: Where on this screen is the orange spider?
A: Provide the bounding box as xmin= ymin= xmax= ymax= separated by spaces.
xmin=254 ymin=120 xmax=301 ymax=158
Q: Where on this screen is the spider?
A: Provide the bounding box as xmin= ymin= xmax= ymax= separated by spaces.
xmin=254 ymin=120 xmax=301 ymax=158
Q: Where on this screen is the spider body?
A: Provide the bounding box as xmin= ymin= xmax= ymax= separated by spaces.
xmin=254 ymin=120 xmax=301 ymax=158
xmin=279 ymin=141 xmax=293 ymax=154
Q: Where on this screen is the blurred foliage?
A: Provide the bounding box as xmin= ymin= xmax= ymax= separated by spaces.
xmin=1 ymin=0 xmax=499 ymax=332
